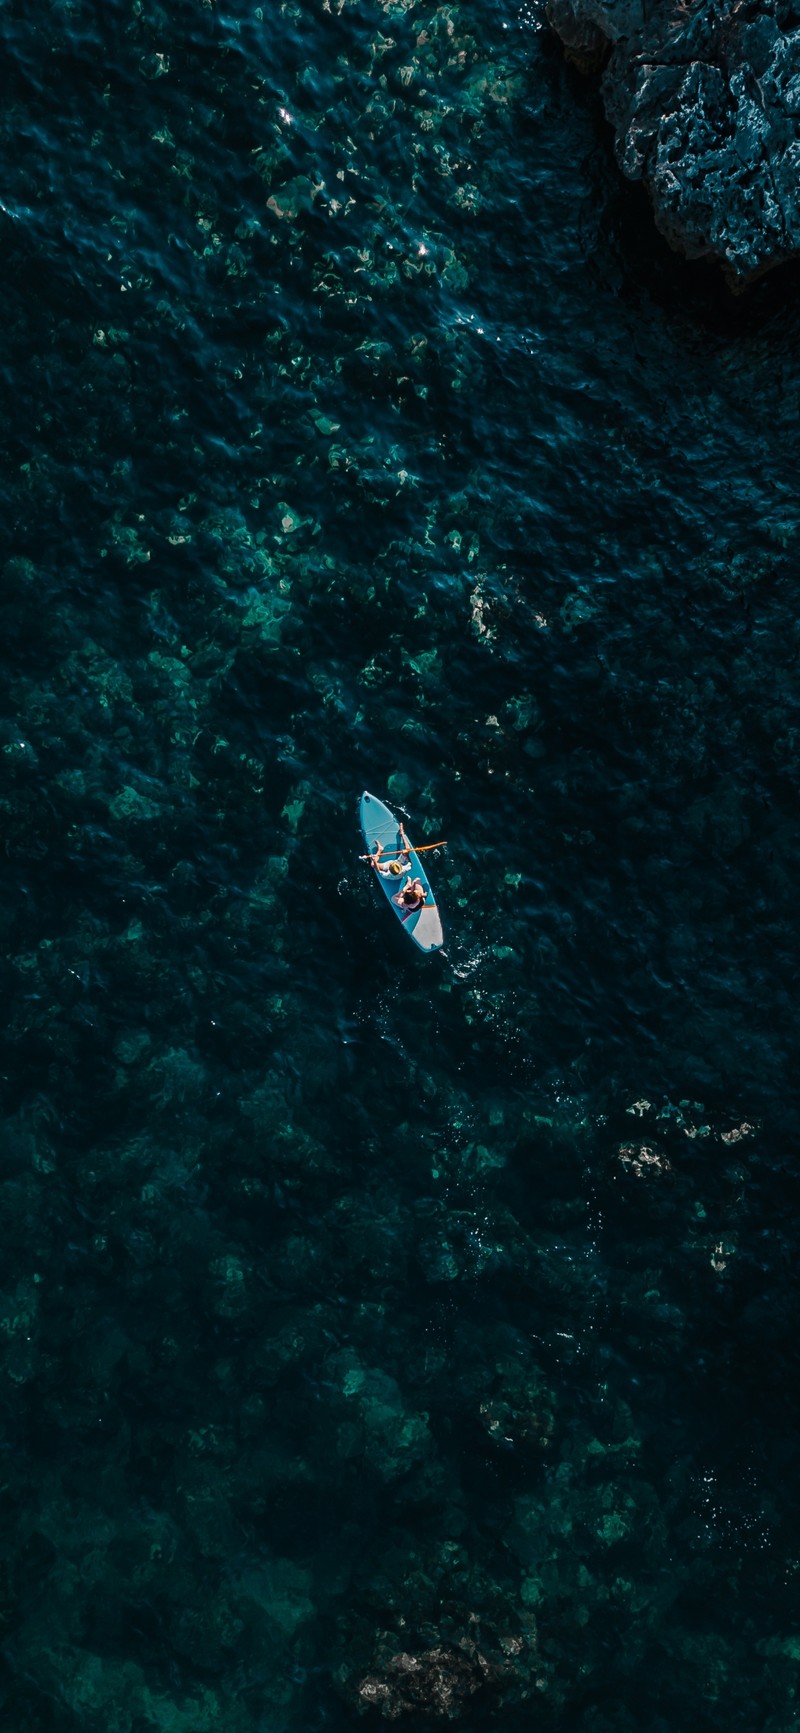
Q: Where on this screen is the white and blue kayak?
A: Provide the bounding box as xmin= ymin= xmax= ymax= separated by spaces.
xmin=360 ymin=791 xmax=444 ymax=954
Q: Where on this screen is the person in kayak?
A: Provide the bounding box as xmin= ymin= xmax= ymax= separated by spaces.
xmin=369 ymin=822 xmax=411 ymax=878
xmin=392 ymin=873 xmax=426 ymax=912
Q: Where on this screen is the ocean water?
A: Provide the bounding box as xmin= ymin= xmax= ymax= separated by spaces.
xmin=2 ymin=1 xmax=800 ymax=1728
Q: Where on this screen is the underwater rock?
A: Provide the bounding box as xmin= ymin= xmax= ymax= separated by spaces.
xmin=356 ymin=1641 xmax=495 ymax=1720
xmin=547 ymin=0 xmax=800 ymax=284
xmin=351 ymin=1611 xmax=545 ymax=1722
xmin=326 ymin=1350 xmax=433 ymax=1484
xmin=478 ymin=1389 xmax=555 ymax=1455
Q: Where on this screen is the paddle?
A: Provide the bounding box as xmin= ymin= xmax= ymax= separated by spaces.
xmin=359 ymin=840 xmax=447 ymax=860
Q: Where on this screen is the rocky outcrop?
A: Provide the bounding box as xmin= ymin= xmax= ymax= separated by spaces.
xmin=350 ymin=1615 xmax=543 ymax=1720
xmin=547 ymin=0 xmax=800 ymax=285
xmin=356 ymin=1644 xmax=495 ymax=1720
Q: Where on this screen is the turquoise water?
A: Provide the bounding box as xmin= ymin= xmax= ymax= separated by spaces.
xmin=3 ymin=1 xmax=800 ymax=1728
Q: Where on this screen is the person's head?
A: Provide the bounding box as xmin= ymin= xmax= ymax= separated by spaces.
xmin=389 ymin=860 xmax=404 ymax=876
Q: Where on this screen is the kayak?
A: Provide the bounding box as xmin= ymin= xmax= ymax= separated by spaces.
xmin=360 ymin=791 xmax=444 ymax=954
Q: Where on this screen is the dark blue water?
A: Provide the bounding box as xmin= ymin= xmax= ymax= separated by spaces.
xmin=3 ymin=1 xmax=800 ymax=1727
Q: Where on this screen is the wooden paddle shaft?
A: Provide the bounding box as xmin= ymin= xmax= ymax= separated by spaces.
xmin=360 ymin=840 xmax=447 ymax=859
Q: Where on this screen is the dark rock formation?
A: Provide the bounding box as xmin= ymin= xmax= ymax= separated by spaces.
xmin=547 ymin=0 xmax=800 ymax=284
xmin=351 ymin=1616 xmax=545 ymax=1721
xmin=356 ymin=1643 xmax=494 ymax=1720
